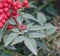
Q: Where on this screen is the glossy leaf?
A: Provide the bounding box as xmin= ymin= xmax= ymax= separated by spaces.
xmin=24 ymin=38 xmax=37 ymax=55
xmin=11 ymin=36 xmax=26 ymax=45
xmin=4 ymin=33 xmax=19 ymax=47
xmin=21 ymin=12 xmax=37 ymax=21
xmin=29 ymin=32 xmax=46 ymax=38
xmin=37 ymin=12 xmax=46 ymax=25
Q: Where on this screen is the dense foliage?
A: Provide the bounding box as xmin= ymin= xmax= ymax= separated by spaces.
xmin=0 ymin=0 xmax=60 ymax=56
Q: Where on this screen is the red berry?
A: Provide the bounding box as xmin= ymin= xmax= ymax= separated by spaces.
xmin=12 ymin=11 xmax=17 ymax=16
xmin=0 ymin=22 xmax=3 ymax=28
xmin=12 ymin=2 xmax=17 ymax=6
xmin=19 ymin=24 xmax=26 ymax=30
xmin=4 ymin=15 xmax=8 ymax=20
xmin=2 ymin=19 xmax=6 ymax=24
xmin=23 ymin=0 xmax=28 ymax=5
xmin=0 ymin=9 xmax=3 ymax=14
xmin=7 ymin=25 xmax=13 ymax=29
xmin=3 ymin=8 xmax=9 ymax=13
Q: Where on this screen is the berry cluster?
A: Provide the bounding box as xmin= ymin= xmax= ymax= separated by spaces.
xmin=0 ymin=0 xmax=29 ymax=29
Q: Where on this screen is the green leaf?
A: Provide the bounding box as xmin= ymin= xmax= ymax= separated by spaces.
xmin=9 ymin=19 xmax=16 ymax=25
xmin=26 ymin=22 xmax=34 ymax=29
xmin=16 ymin=16 xmax=22 ymax=25
xmin=37 ymin=12 xmax=46 ymax=25
xmin=45 ymin=23 xmax=57 ymax=35
xmin=24 ymin=38 xmax=37 ymax=55
xmin=29 ymin=32 xmax=46 ymax=38
xmin=11 ymin=28 xmax=19 ymax=32
xmin=45 ymin=5 xmax=58 ymax=16
xmin=4 ymin=33 xmax=19 ymax=47
xmin=3 ymin=35 xmax=9 ymax=43
xmin=11 ymin=36 xmax=26 ymax=45
xmin=46 ymin=27 xmax=57 ymax=35
xmin=28 ymin=25 xmax=51 ymax=31
xmin=0 ymin=21 xmax=8 ymax=41
xmin=21 ymin=12 xmax=37 ymax=21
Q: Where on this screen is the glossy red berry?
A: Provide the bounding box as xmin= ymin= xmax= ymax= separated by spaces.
xmin=7 ymin=25 xmax=13 ymax=29
xmin=0 ymin=9 xmax=3 ymax=13
xmin=3 ymin=8 xmax=9 ymax=13
xmin=19 ymin=24 xmax=26 ymax=30
xmin=12 ymin=2 xmax=17 ymax=6
xmin=2 ymin=19 xmax=6 ymax=24
xmin=23 ymin=0 xmax=28 ymax=5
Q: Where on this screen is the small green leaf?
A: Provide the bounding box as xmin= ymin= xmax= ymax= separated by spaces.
xmin=21 ymin=12 xmax=37 ymax=21
xmin=29 ymin=32 xmax=46 ymax=38
xmin=5 ymin=33 xmax=19 ymax=47
xmin=11 ymin=36 xmax=26 ymax=45
xmin=24 ymin=38 xmax=37 ymax=55
xmin=45 ymin=5 xmax=58 ymax=16
xmin=45 ymin=23 xmax=57 ymax=35
xmin=0 ymin=21 xmax=8 ymax=41
xmin=9 ymin=19 xmax=16 ymax=25
xmin=46 ymin=27 xmax=57 ymax=35
xmin=37 ymin=12 xmax=46 ymax=25
xmin=3 ymin=35 xmax=9 ymax=43
xmin=29 ymin=25 xmax=50 ymax=31
xmin=26 ymin=22 xmax=34 ymax=29
xmin=11 ymin=28 xmax=19 ymax=32
xmin=16 ymin=16 xmax=22 ymax=25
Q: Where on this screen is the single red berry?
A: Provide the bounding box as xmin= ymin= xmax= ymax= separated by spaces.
xmin=12 ymin=11 xmax=17 ymax=16
xmin=2 ymin=19 xmax=6 ymax=24
xmin=7 ymin=25 xmax=13 ymax=29
xmin=0 ymin=22 xmax=3 ymax=28
xmin=3 ymin=8 xmax=9 ymax=13
xmin=23 ymin=0 xmax=28 ymax=5
xmin=4 ymin=15 xmax=8 ymax=20
xmin=19 ymin=24 xmax=26 ymax=30
xmin=0 ymin=9 xmax=3 ymax=14
xmin=12 ymin=2 xmax=17 ymax=6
